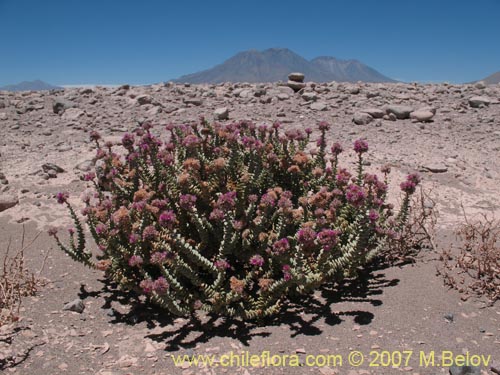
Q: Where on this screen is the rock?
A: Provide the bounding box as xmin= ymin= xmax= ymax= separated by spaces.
xmin=0 ymin=112 xmax=7 ymax=120
xmin=449 ymin=365 xmax=480 ymax=375
xmin=183 ymin=98 xmax=203 ymax=106
xmin=61 ymin=108 xmax=85 ymax=121
xmin=63 ymin=299 xmax=85 ymax=314
xmin=52 ymin=98 xmax=76 ymax=114
xmin=361 ymin=108 xmax=385 ymax=118
xmin=385 ymin=105 xmax=414 ymax=119
xmin=76 ymin=160 xmax=94 ymax=172
xmin=0 ymin=194 xmax=18 ymax=212
xmin=423 ymin=164 xmax=448 ymax=173
xmin=387 ymin=113 xmax=397 ymax=121
xmin=288 ymin=72 xmax=305 ymax=82
xmin=353 ymin=112 xmax=373 ymax=125
xmin=491 ymin=361 xmax=500 ymax=375
xmin=162 ymin=104 xmax=179 ymax=114
xmin=348 ymin=86 xmax=360 ymax=95
xmin=474 ymin=81 xmax=486 ymax=89
xmin=213 ymin=107 xmax=229 ymax=120
xmin=468 ymin=96 xmax=491 ymax=108
xmin=57 ymin=145 xmax=72 ymax=152
xmin=287 ymin=80 xmax=306 ymax=92
xmin=410 ymin=110 xmax=435 ymax=122
xmin=42 ymin=163 xmax=65 ymax=173
xmin=47 ymin=170 xmax=58 ymax=178
xmin=0 ymin=100 xmax=5 ymax=109
xmin=444 ymin=313 xmax=454 ymax=322
xmin=301 ymin=92 xmax=317 ymax=101
xmin=238 ymin=89 xmax=253 ymax=98
xmin=310 ymin=102 xmax=327 ymax=111
xmin=277 ymin=93 xmax=290 ymax=101
xmin=135 ymin=94 xmax=152 ymax=105
xmin=254 ymin=88 xmax=266 ymax=97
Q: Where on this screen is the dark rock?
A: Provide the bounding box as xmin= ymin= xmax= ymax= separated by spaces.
xmin=52 ymin=98 xmax=75 ymax=114
xmin=423 ymin=164 xmax=448 ymax=173
xmin=42 ymin=163 xmax=64 ymax=173
xmin=287 ymin=80 xmax=306 ymax=92
xmin=63 ymin=299 xmax=85 ymax=313
xmin=449 ymin=365 xmax=480 ymax=375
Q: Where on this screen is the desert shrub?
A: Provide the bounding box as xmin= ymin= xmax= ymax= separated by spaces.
xmin=51 ymin=119 xmax=419 ymax=318
xmin=382 ymin=187 xmax=437 ymax=263
xmin=438 ymin=214 xmax=499 ymax=302
xmin=1 ymin=228 xmax=39 ymax=326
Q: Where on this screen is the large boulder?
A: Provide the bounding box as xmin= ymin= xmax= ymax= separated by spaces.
xmin=385 ymin=105 xmax=414 ymax=119
xmin=52 ymin=98 xmax=76 ymax=114
xmin=287 ymin=80 xmax=306 ymax=92
xmin=468 ymin=96 xmax=491 ymax=108
xmin=288 ymin=72 xmax=305 ymax=82
xmin=0 ymin=194 xmax=18 ymax=212
xmin=353 ymin=112 xmax=373 ymax=125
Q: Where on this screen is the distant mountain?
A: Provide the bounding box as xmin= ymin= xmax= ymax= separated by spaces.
xmin=174 ymin=48 xmax=395 ymax=84
xmin=479 ymin=71 xmax=500 ymax=84
xmin=311 ymin=56 xmax=395 ymax=83
xmin=0 ymin=80 xmax=62 ymax=92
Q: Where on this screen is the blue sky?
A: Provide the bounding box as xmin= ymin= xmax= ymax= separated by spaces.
xmin=1 ymin=0 xmax=499 ymax=85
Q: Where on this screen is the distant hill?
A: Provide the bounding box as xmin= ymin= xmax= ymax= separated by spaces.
xmin=174 ymin=48 xmax=395 ymax=84
xmin=479 ymin=71 xmax=500 ymax=84
xmin=0 ymin=80 xmax=62 ymax=92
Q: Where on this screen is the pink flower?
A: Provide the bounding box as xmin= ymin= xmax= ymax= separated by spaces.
xmin=249 ymin=255 xmax=264 ymax=267
xmin=346 ymin=184 xmax=366 ymax=207
xmin=128 ymin=233 xmax=140 ymax=244
xmin=331 ymin=142 xmax=343 ymax=155
xmin=282 ymin=265 xmax=292 ymax=281
xmin=368 ymin=209 xmax=380 ymax=222
xmin=179 ymin=194 xmax=197 ymax=210
xmin=95 ymin=222 xmax=108 ymax=235
xmin=317 ymin=229 xmax=340 ymax=251
xmin=56 ymin=192 xmax=69 ymax=204
xmin=272 ymin=238 xmax=290 ymax=254
xmin=128 ymin=255 xmax=143 ymax=267
xmin=214 ymin=259 xmax=231 ymax=270
xmin=353 ymin=139 xmax=369 ymax=154
xmin=159 ymin=210 xmax=176 ymax=228
xmin=140 ymin=279 xmax=154 ymax=294
xmin=297 ymin=227 xmax=316 ymax=245
xmin=142 ymin=225 xmax=158 ymax=241
xmin=209 ymin=208 xmax=225 ymax=221
xmin=318 ymin=121 xmax=330 ymax=131
xmin=400 ymin=180 xmax=416 ymax=194
xmin=152 ymin=277 xmax=169 ymax=294
xmin=121 ymin=133 xmax=135 ymax=149
xmin=217 ymin=191 xmax=237 ymax=210
xmin=150 ymin=252 xmax=167 ymax=264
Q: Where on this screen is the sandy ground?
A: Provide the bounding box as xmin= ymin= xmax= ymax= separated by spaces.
xmin=0 ymin=81 xmax=499 ymax=374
